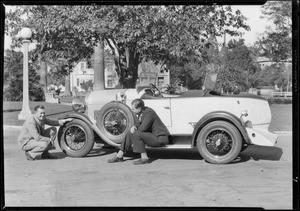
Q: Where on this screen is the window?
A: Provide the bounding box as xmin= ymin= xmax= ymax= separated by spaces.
xmin=77 ymin=78 xmax=79 ymax=87
xmin=158 ymin=77 xmax=164 ymax=87
xmin=80 ymin=63 xmax=85 ymax=71
xmin=107 ymin=80 xmax=113 ymax=88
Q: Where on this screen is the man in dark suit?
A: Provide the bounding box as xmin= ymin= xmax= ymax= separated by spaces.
xmin=108 ymin=99 xmax=169 ymax=165
xmin=18 ymin=105 xmax=73 ymax=160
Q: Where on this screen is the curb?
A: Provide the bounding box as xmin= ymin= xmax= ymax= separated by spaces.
xmin=3 ymin=125 xmax=22 ymax=129
xmin=3 ymin=125 xmax=60 ymax=130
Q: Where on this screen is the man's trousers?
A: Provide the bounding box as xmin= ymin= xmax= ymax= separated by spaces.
xmin=119 ymin=130 xmax=169 ymax=153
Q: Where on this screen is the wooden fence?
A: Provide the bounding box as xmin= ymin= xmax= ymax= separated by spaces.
xmin=272 ymin=92 xmax=292 ymax=97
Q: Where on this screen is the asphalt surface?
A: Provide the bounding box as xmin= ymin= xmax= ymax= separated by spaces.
xmin=3 ymin=126 xmax=293 ymax=209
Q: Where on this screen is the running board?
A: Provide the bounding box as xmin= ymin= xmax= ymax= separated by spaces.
xmin=146 ymin=144 xmax=193 ymax=149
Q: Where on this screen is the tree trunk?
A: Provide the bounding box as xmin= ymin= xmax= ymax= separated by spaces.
xmin=64 ymin=74 xmax=71 ymax=96
xmin=93 ymin=40 xmax=105 ymax=91
xmin=40 ymin=60 xmax=47 ymax=94
xmin=118 ymin=49 xmax=139 ymax=88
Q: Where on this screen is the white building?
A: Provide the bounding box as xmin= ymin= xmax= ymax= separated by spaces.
xmin=70 ymin=57 xmax=119 ymax=91
xmin=256 ymin=57 xmax=292 ymax=69
xmin=70 ymin=60 xmax=94 ymax=92
xmin=70 ymin=59 xmax=170 ymax=91
xmin=137 ymin=60 xmax=170 ymax=88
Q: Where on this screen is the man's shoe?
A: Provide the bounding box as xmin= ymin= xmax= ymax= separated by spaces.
xmin=41 ymin=152 xmax=57 ymax=159
xmin=102 ymin=144 xmax=116 ymax=149
xmin=107 ymin=156 xmax=124 ymax=163
xmin=48 ymin=142 xmax=56 ymax=150
xmin=25 ymin=151 xmax=35 ymax=161
xmin=133 ymin=158 xmax=150 ymax=165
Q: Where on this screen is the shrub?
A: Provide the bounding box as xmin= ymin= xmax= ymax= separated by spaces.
xmin=267 ymin=97 xmax=292 ymax=105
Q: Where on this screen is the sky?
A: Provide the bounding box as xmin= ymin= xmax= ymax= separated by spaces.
xmin=4 ymin=5 xmax=272 ymax=49
xmin=228 ymin=5 xmax=272 ymax=46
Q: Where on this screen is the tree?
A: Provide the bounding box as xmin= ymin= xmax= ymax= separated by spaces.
xmin=258 ymin=63 xmax=292 ymax=91
xmin=169 ymin=62 xmax=205 ymax=90
xmin=104 ymin=5 xmax=249 ymax=88
xmin=6 ymin=5 xmax=250 ymax=88
xmin=257 ymin=31 xmax=292 ymax=62
xmin=260 ymin=1 xmax=292 ymax=32
xmin=80 ymin=80 xmax=93 ymax=92
xmin=256 ymin=1 xmax=292 ymax=62
xmin=47 ymin=66 xmax=66 ymax=88
xmin=6 ymin=6 xmax=94 ymax=95
xmin=216 ymin=39 xmax=260 ymax=92
xmin=4 ymin=49 xmax=44 ymax=101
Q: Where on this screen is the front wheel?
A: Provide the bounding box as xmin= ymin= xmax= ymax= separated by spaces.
xmin=196 ymin=121 xmax=242 ymax=164
xmin=58 ymin=119 xmax=94 ymax=157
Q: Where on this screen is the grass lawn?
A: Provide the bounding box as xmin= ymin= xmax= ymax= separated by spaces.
xmin=3 ymin=101 xmax=75 ymax=126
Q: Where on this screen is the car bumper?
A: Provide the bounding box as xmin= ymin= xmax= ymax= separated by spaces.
xmin=246 ymin=127 xmax=278 ymax=146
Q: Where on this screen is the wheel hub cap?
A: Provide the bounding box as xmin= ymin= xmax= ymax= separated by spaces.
xmin=205 ymin=130 xmax=232 ymax=156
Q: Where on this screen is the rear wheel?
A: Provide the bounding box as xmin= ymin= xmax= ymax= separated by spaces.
xmin=58 ymin=119 xmax=94 ymax=157
xmin=96 ymin=102 xmax=136 ymax=144
xmin=196 ymin=121 xmax=242 ymax=164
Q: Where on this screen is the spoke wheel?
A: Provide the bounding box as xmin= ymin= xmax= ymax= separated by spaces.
xmin=58 ymin=119 xmax=94 ymax=157
xmin=64 ymin=125 xmax=87 ymax=151
xmin=205 ymin=129 xmax=233 ymax=157
xmin=197 ymin=121 xmax=242 ymax=164
xmin=97 ymin=102 xmax=136 ymax=144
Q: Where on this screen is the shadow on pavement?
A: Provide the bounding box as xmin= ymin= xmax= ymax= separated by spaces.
xmin=85 ymin=147 xmax=118 ymax=158
xmin=235 ymin=145 xmax=283 ymax=163
xmin=77 ymin=144 xmax=283 ymax=163
xmin=48 ymin=151 xmax=67 ymax=159
xmin=146 ymin=148 xmax=203 ymax=161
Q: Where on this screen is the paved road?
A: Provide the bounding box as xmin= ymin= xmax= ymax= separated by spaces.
xmin=3 ymin=126 xmax=293 ymax=209
xmin=269 ymin=104 xmax=292 ymax=132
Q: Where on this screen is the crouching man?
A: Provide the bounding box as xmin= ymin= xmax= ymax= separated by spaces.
xmin=18 ymin=105 xmax=73 ymax=161
xmin=107 ymin=99 xmax=169 ymax=165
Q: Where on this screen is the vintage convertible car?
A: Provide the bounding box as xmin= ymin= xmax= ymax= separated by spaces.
xmin=57 ymin=84 xmax=278 ymax=164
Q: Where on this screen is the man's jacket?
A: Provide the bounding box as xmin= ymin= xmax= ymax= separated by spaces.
xmin=18 ymin=115 xmax=60 ymax=148
xmin=135 ymin=107 xmax=169 ymax=137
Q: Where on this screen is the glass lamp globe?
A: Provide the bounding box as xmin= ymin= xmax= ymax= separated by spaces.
xmin=20 ymin=27 xmax=32 ymax=39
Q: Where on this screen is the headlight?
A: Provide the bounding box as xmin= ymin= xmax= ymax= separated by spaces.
xmin=116 ymin=92 xmax=127 ymax=103
xmin=72 ymin=98 xmax=86 ymax=113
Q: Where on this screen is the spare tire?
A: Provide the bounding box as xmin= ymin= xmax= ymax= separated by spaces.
xmin=96 ymin=102 xmax=136 ymax=144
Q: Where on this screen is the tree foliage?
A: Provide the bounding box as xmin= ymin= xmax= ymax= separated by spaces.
xmin=80 ymin=80 xmax=93 ymax=92
xmin=256 ymin=1 xmax=292 ymax=62
xmin=4 ymin=49 xmax=44 ymax=101
xmin=6 ymin=5 xmax=250 ymax=88
xmin=6 ymin=6 xmax=94 ymax=71
xmin=216 ymin=39 xmax=260 ymax=92
xmin=258 ymin=63 xmax=292 ymax=90
xmin=260 ymin=1 xmax=292 ymax=32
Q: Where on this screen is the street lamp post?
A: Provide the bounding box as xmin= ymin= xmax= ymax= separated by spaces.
xmin=18 ymin=27 xmax=32 ymax=120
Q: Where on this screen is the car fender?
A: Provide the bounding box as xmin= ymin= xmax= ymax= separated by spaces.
xmin=191 ymin=111 xmax=251 ymax=146
xmin=58 ymin=112 xmax=121 ymax=148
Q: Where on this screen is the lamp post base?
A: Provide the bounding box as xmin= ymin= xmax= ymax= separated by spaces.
xmin=18 ymin=110 xmax=32 ymax=120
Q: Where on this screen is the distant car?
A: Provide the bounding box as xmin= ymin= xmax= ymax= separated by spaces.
xmin=57 ymin=83 xmax=278 ymax=164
